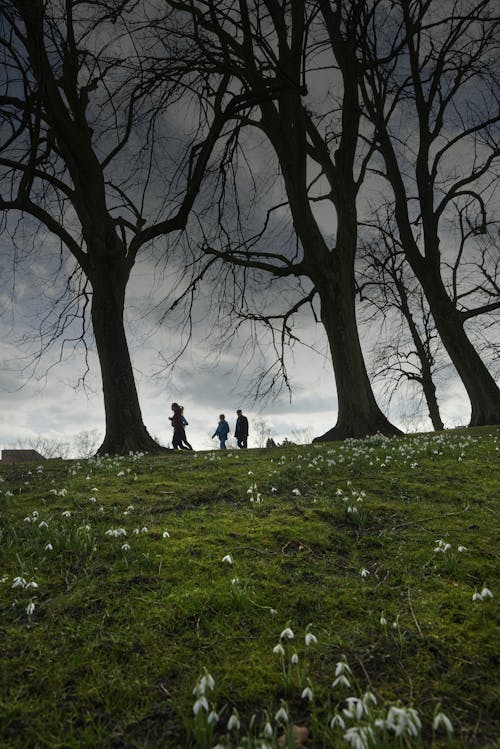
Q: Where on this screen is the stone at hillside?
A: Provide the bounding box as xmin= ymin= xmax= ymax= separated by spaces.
xmin=1 ymin=449 xmax=46 ymax=464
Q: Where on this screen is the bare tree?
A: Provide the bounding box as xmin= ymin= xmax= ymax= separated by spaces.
xmin=359 ymin=0 xmax=500 ymax=426
xmin=0 ymin=1 xmax=231 ymax=454
xmin=162 ymin=0 xmax=402 ymax=441
xmin=358 ymin=219 xmax=445 ymax=430
xmin=8 ymin=436 xmax=71 ymax=459
xmin=253 ymin=417 xmax=274 ymax=448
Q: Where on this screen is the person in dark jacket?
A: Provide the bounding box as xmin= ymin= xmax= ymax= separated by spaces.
xmin=235 ymin=409 xmax=249 ymax=449
xmin=212 ymin=414 xmax=230 ymax=449
xmin=170 ymin=402 xmax=191 ymax=450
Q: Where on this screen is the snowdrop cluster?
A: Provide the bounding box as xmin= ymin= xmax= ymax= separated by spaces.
xmin=247 ymin=483 xmax=263 ymax=504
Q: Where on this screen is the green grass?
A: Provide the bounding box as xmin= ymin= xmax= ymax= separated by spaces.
xmin=0 ymin=428 xmax=498 ymax=748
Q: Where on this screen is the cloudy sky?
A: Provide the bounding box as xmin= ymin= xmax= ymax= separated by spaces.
xmin=0 ymin=239 xmax=473 ymax=457
xmin=1 ymin=1 xmax=495 ymax=457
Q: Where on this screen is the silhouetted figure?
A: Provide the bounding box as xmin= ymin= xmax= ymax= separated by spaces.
xmin=212 ymin=414 xmax=230 ymax=449
xmin=170 ymin=402 xmax=191 ymax=450
xmin=180 ymin=406 xmax=193 ymax=449
xmin=235 ymin=409 xmax=249 ymax=448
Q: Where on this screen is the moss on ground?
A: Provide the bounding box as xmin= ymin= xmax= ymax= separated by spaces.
xmin=0 ymin=428 xmax=499 ymax=747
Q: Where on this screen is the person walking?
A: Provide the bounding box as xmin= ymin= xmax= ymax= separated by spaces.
xmin=212 ymin=414 xmax=230 ymax=449
xmin=235 ymin=409 xmax=249 ymax=449
xmin=180 ymin=406 xmax=193 ymax=449
xmin=170 ymin=402 xmax=191 ymax=450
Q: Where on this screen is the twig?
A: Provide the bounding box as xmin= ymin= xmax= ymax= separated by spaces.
xmin=407 ymin=587 xmax=423 ymax=637
xmin=386 ymin=505 xmax=470 ymax=533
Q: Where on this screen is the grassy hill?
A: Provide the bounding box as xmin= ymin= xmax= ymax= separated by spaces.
xmin=1 ymin=428 xmax=498 ymax=748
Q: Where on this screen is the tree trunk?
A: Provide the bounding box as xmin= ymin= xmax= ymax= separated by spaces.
xmin=395 ymin=280 xmax=444 ymax=431
xmin=313 ymin=265 xmax=403 ymax=442
xmin=420 ymin=371 xmax=444 ymax=431
xmin=90 ymin=267 xmax=167 ymax=456
xmin=421 ymin=277 xmax=500 ymax=427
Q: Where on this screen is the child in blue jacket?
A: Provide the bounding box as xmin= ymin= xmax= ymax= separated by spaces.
xmin=212 ymin=414 xmax=230 ymax=449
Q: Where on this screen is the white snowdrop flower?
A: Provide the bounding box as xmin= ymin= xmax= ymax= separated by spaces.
xmin=334 ymin=660 xmax=352 ymax=677
xmin=44 ymin=543 xmax=53 ymax=551
xmin=221 ymin=554 xmax=233 ymax=565
xmin=301 ymin=686 xmax=313 ymax=702
xmin=227 ymin=712 xmax=240 ymax=731
xmin=117 ymin=471 xmax=125 ymax=477
xmin=121 ymin=543 xmax=131 ymax=551
xmin=343 ymin=697 xmax=364 ymax=721
xmin=26 ymin=601 xmax=36 ymax=616
xmin=274 ymin=706 xmax=288 ymax=723
xmin=305 ymin=632 xmax=318 ymax=646
xmin=140 ymin=526 xmax=148 ymax=533
xmin=12 ymin=577 xmax=27 ymax=589
xmin=25 ymin=581 xmax=38 ymax=590
xmin=62 ymin=511 xmax=71 ymax=518
xmin=38 ymin=521 xmax=48 ymax=529
xmin=58 ymin=489 xmax=67 ymax=496
xmin=363 ymin=692 xmax=377 ymax=710
xmin=271 ymin=486 xmax=278 ymax=493
xmin=343 ymin=726 xmax=374 ymax=749
xmin=273 ymin=643 xmax=285 ymax=656
xmin=290 ymin=652 xmax=299 ymax=664
xmin=5 ymin=490 xmax=14 ymax=497
xmin=380 ymin=614 xmax=387 ymax=626
xmin=270 ymin=608 xmax=278 ymax=615
xmin=280 ymin=626 xmax=295 ymax=640
xmin=330 ymin=714 xmax=345 ymax=730
xmin=49 ymin=489 xmax=57 ymax=495
xmin=263 ymin=721 xmax=273 ymax=737
xmin=200 ymin=672 xmax=215 ymax=693
xmin=457 ymin=545 xmax=467 ymax=552
xmin=88 ymin=497 xmax=97 ymax=503
xmin=162 ymin=531 xmax=170 ymax=538
xmin=361 ymin=568 xmax=370 ymax=577
xmin=472 ymin=591 xmax=482 ymax=601
xmin=1 ymin=576 xmax=9 ymax=583
xmin=133 ymin=528 xmax=140 ymax=534
xmin=192 ymin=696 xmax=208 ymax=715
xmin=248 ymin=470 xmax=254 ymax=475
xmin=207 ymin=710 xmax=219 ymax=725
xmin=433 ymin=711 xmax=453 ymax=735
xmin=480 ymin=587 xmax=493 ymax=600
xmin=386 ymin=706 xmax=421 ymax=738
xmin=291 ymin=488 xmax=301 ymax=495
xmin=332 ymin=675 xmax=351 ymax=689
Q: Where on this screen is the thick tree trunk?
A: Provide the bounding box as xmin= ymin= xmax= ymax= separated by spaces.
xmin=90 ymin=268 xmax=167 ymax=456
xmin=421 ymin=278 xmax=500 ymax=426
xmin=313 ymin=267 xmax=403 ymax=442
